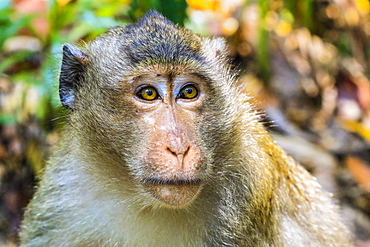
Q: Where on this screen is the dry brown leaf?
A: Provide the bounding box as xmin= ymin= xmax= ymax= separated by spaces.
xmin=345 ymin=156 xmax=370 ymax=192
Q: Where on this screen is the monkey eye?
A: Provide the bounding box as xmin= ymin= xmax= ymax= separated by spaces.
xmin=136 ymin=86 xmax=159 ymax=101
xmin=178 ymin=84 xmax=198 ymax=99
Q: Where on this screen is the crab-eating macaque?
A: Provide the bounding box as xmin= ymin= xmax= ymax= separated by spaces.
xmin=19 ymin=11 xmax=352 ymax=247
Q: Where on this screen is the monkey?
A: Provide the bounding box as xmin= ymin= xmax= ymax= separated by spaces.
xmin=19 ymin=10 xmax=353 ymax=247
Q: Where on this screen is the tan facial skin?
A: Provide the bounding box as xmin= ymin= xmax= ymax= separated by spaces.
xmin=128 ymin=71 xmax=207 ymax=206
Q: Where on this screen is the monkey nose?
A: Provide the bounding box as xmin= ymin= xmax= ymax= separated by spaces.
xmin=166 ymin=142 xmax=190 ymax=168
xmin=167 ymin=144 xmax=190 ymax=158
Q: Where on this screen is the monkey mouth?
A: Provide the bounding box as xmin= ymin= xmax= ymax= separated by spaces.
xmin=142 ymin=178 xmax=202 ymax=206
xmin=143 ymin=178 xmax=201 ymax=185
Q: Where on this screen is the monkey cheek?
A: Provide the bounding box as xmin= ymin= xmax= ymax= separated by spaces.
xmin=145 ymin=184 xmax=201 ymax=207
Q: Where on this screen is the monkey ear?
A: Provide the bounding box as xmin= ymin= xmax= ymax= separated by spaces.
xmin=59 ymin=44 xmax=88 ymax=110
xmin=210 ymin=37 xmax=227 ymax=57
xmin=203 ymin=37 xmax=228 ymax=59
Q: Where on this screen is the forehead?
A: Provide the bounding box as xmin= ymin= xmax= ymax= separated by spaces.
xmin=129 ymin=64 xmax=193 ymax=76
xmin=129 ymin=65 xmax=212 ymax=84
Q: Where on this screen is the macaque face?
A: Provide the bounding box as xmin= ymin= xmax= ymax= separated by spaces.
xmin=128 ymin=69 xmax=208 ymax=207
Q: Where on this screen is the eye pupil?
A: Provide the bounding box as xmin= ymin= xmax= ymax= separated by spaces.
xmin=145 ymin=89 xmax=153 ymax=96
xmin=185 ymin=88 xmax=193 ymax=94
xmin=137 ymin=86 xmax=158 ymax=101
xmin=179 ymin=85 xmax=198 ymax=99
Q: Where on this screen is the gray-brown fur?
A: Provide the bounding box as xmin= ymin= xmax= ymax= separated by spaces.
xmin=19 ymin=11 xmax=352 ymax=246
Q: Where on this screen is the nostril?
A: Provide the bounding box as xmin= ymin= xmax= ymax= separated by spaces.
xmin=167 ymin=147 xmax=177 ymax=156
xmin=166 ymin=146 xmax=190 ymax=157
xmin=167 ymin=145 xmax=191 ymax=169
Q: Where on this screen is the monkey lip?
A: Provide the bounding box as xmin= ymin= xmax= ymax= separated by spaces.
xmin=143 ymin=178 xmax=202 ymax=185
xmin=143 ymin=178 xmax=202 ymax=206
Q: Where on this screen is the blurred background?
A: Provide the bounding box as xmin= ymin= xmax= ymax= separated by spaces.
xmin=0 ymin=0 xmax=369 ymax=245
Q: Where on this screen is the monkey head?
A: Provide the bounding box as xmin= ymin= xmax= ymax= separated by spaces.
xmin=59 ymin=11 xmax=240 ymax=207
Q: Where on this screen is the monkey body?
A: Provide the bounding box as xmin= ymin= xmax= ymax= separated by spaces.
xmin=20 ymin=11 xmax=352 ymax=246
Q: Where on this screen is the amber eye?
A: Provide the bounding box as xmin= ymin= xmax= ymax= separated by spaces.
xmin=136 ymin=86 xmax=159 ymax=101
xmin=178 ymin=84 xmax=198 ymax=99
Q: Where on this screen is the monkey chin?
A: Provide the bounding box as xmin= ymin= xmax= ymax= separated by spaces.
xmin=143 ymin=179 xmax=201 ymax=207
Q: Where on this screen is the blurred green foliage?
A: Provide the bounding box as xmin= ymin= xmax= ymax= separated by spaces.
xmin=130 ymin=0 xmax=187 ymax=25
xmin=0 ymin=2 xmax=30 ymax=48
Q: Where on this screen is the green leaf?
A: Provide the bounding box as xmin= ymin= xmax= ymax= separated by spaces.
xmin=0 ymin=9 xmax=32 ymax=47
xmin=257 ymin=0 xmax=271 ymax=83
xmin=129 ymin=0 xmax=187 ymax=26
